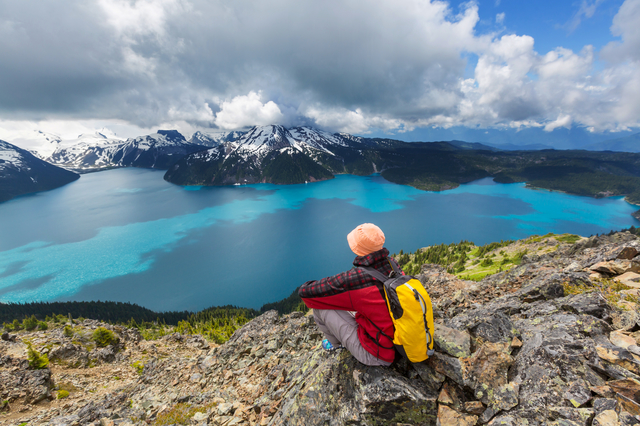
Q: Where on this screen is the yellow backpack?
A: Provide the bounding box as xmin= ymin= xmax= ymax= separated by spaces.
xmin=360 ymin=260 xmax=435 ymax=363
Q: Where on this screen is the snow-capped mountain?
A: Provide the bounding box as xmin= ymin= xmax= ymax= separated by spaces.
xmin=289 ymin=127 xmax=350 ymax=151
xmin=224 ymin=125 xmax=355 ymax=164
xmin=45 ymin=131 xmax=124 ymax=171
xmin=164 ymin=125 xmax=382 ymax=186
xmin=0 ymin=140 xmax=79 ymax=202
xmin=109 ymin=130 xmax=206 ymax=169
xmin=10 ymin=130 xmax=63 ymax=159
xmin=40 ymin=130 xmax=207 ymax=171
xmin=190 ymin=130 xmax=245 ymax=147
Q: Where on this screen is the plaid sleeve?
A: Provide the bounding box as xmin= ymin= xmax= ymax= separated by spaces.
xmin=298 ymin=269 xmax=373 ymax=299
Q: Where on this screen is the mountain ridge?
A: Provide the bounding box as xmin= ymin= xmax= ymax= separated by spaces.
xmin=585 ymin=132 xmax=640 ymax=153
xmin=41 ymin=130 xmax=207 ymax=172
xmin=0 ymin=140 xmax=79 ymax=203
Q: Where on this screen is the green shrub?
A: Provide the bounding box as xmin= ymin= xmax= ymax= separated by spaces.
xmin=92 ymin=327 xmax=117 ymax=347
xmin=2 ymin=322 xmax=12 ymax=331
xmin=27 ymin=343 xmax=49 ymax=369
xmin=12 ymin=319 xmax=20 ymax=331
xmin=555 ymin=234 xmax=581 ymax=244
xmin=63 ymin=325 xmax=73 ymax=337
xmin=132 ymin=360 xmax=144 ymax=376
xmin=480 ymin=258 xmax=494 ymax=267
xmin=512 ymin=250 xmax=528 ymax=265
xmin=176 ymin=320 xmax=194 ymax=335
xmin=153 ymin=402 xmax=212 ymax=426
xmin=37 ymin=321 xmax=48 ymax=331
xmin=23 ymin=315 xmax=38 ymax=331
xmin=57 ymin=390 xmax=69 ymax=399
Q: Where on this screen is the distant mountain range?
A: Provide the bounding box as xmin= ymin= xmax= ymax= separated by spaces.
xmin=41 ymin=130 xmax=206 ymax=171
xmin=165 ymin=125 xmax=360 ymax=185
xmin=4 ymin=125 xmax=640 ymax=209
xmin=584 ymin=132 xmax=640 ymax=153
xmin=0 ymin=141 xmax=79 ymax=202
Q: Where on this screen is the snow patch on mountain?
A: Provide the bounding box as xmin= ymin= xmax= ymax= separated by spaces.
xmin=289 ymin=127 xmax=348 ymax=150
xmin=9 ymin=130 xmax=62 ymax=159
xmin=190 ymin=130 xmax=245 ymax=147
xmin=123 ymin=130 xmax=188 ymax=149
xmin=44 ymin=131 xmax=125 ymax=171
xmin=41 ymin=130 xmax=201 ymax=171
xmin=0 ymin=141 xmax=27 ymax=171
xmin=225 ymin=125 xmax=349 ymax=163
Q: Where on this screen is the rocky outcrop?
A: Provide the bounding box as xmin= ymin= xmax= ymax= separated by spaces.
xmin=2 ymin=233 xmax=640 ymax=425
xmin=0 ymin=355 xmax=53 ymax=405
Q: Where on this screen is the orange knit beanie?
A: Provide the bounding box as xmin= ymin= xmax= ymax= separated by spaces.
xmin=347 ymin=223 xmax=385 ymax=256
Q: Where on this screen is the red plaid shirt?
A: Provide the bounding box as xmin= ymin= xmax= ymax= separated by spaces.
xmin=299 ymin=248 xmax=402 ymax=362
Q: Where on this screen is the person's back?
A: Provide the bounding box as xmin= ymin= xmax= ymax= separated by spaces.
xmin=298 ymin=223 xmax=402 ymax=366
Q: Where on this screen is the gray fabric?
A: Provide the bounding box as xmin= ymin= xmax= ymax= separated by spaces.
xmin=313 ymin=309 xmax=392 ymax=367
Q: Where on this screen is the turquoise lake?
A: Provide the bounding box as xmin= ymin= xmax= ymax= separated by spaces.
xmin=0 ymin=168 xmax=638 ymax=311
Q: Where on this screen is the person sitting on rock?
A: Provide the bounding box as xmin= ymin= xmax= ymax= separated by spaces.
xmin=298 ymin=223 xmax=401 ymax=366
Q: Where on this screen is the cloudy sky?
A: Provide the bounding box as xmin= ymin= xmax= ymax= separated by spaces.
xmin=0 ymin=0 xmax=639 ymax=146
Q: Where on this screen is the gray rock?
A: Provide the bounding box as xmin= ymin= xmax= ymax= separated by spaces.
xmin=592 ymin=410 xmax=619 ymax=426
xmin=593 ymin=398 xmax=618 ymax=414
xmin=563 ymin=380 xmax=592 ymax=407
xmin=427 ymin=352 xmax=465 ymax=386
xmin=217 ymin=402 xmax=234 ymax=416
xmin=549 ymin=406 xmax=595 ymax=425
xmin=272 ymin=351 xmax=438 ymax=426
xmin=90 ymin=346 xmax=117 ymax=363
xmin=434 ymin=323 xmax=471 ymax=358
xmin=49 ymin=343 xmax=90 ymax=367
xmin=1 ymin=331 xmax=16 ymax=342
xmin=619 ymin=411 xmax=640 ymax=425
xmin=471 ymin=312 xmax=519 ymax=344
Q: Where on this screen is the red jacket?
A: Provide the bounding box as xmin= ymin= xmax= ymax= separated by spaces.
xmin=298 ymin=248 xmax=401 ymax=363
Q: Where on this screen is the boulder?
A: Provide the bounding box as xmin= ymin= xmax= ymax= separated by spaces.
xmin=436 ymin=404 xmax=477 ymax=426
xmin=90 ymin=346 xmax=117 ymax=363
xmin=427 ymin=352 xmax=465 ymax=386
xmin=608 ymin=379 xmax=640 ymax=416
xmin=470 ymin=312 xmax=520 ymax=344
xmin=49 ymin=343 xmax=90 ymax=367
xmin=615 ymin=272 xmax=640 ymax=288
xmin=549 ymin=406 xmax=595 ymax=425
xmin=617 ymin=248 xmax=640 ymax=260
xmin=596 ymin=344 xmax=640 ymax=376
xmin=461 ymin=341 xmax=516 ymax=409
xmin=611 ymin=331 xmax=638 ymax=350
xmin=271 ymin=351 xmax=439 ymax=425
xmin=434 ymin=323 xmax=471 ymax=358
xmin=1 ymin=332 xmax=16 ymax=342
xmin=590 ymin=261 xmax=625 ymax=275
xmin=592 ymin=410 xmax=619 ymax=426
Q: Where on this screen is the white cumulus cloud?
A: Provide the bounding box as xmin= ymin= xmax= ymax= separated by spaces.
xmin=214 ymin=92 xmax=284 ymax=130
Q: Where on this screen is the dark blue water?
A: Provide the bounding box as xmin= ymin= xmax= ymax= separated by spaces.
xmin=0 ymin=168 xmax=637 ymax=311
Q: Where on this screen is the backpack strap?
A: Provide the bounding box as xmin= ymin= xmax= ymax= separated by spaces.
xmin=387 ymin=257 xmax=403 ymax=277
xmin=358 ymin=266 xmax=390 ymax=283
